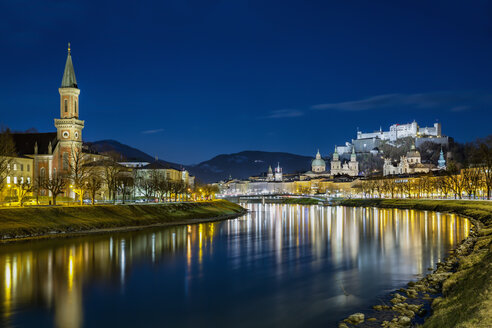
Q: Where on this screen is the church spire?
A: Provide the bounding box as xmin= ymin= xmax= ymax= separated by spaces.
xmin=438 ymin=146 xmax=446 ymax=169
xmin=333 ymin=145 xmax=339 ymax=161
xmin=61 ymin=42 xmax=78 ymax=88
xmin=351 ymin=146 xmax=357 ymax=161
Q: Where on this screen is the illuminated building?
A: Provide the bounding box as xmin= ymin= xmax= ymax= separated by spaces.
xmin=383 ymin=144 xmax=437 ymax=176
xmin=336 ymin=121 xmax=449 ymax=155
xmin=330 ymin=146 xmax=359 ymax=177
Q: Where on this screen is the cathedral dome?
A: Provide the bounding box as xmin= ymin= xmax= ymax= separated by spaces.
xmin=311 ymin=150 xmax=326 ymax=172
xmin=312 ymin=158 xmax=326 ymax=167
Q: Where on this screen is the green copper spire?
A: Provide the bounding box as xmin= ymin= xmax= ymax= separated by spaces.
xmin=61 ymin=43 xmax=78 ymax=88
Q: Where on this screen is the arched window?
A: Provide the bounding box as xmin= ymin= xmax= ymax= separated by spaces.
xmin=53 ymin=168 xmax=57 ymax=177
xmin=75 ymin=100 xmax=77 ymax=114
xmin=64 ymin=99 xmax=68 ymax=113
xmin=40 ymin=167 xmax=46 ymax=179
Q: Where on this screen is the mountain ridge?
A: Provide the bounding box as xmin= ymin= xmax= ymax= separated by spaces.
xmin=87 ymin=140 xmax=315 ymax=183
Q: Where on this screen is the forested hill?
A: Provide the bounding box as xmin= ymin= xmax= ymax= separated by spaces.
xmin=87 ymin=140 xmax=314 ymax=183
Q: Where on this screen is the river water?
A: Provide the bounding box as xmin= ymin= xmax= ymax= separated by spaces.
xmin=0 ymin=204 xmax=470 ymax=328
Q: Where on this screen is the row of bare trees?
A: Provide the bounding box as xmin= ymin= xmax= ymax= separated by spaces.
xmin=135 ymin=170 xmax=191 ymax=202
xmin=354 ymin=167 xmax=489 ymax=200
xmin=66 ymin=148 xmax=136 ymax=205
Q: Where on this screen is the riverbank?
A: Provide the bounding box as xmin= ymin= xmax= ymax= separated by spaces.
xmin=0 ymin=200 xmax=247 ymax=243
xmin=338 ymin=199 xmax=492 ymax=328
xmin=281 ymin=197 xmax=321 ymax=205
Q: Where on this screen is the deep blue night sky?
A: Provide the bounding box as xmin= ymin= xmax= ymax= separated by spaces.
xmin=1 ymin=1 xmax=492 ymax=164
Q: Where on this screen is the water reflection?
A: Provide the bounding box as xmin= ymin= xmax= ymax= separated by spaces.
xmin=0 ymin=205 xmax=469 ymax=328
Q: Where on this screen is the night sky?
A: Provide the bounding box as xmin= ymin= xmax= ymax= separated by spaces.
xmin=1 ymin=1 xmax=492 ymax=164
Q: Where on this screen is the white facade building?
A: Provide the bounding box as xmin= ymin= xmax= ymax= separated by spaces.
xmin=383 ymin=144 xmax=436 ymax=176
xmin=331 ymin=147 xmax=359 ymax=177
xmin=357 ymin=121 xmax=441 ymax=142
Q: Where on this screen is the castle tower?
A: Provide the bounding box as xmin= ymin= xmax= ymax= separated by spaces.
xmin=54 ymin=43 xmax=85 ymax=172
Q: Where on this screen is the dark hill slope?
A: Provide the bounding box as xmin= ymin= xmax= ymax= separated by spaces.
xmin=188 ymin=151 xmax=313 ymax=183
xmin=88 ymin=140 xmax=314 ymax=183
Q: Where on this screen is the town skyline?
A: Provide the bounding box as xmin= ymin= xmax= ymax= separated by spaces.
xmin=2 ymin=1 xmax=492 ymax=164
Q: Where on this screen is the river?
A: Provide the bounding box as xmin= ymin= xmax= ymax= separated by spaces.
xmin=0 ymin=204 xmax=470 ymax=327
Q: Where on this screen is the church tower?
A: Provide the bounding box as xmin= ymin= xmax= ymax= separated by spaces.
xmin=348 ymin=146 xmax=359 ymax=176
xmin=331 ymin=146 xmax=341 ymax=174
xmin=274 ymin=163 xmax=283 ymax=182
xmin=54 ymin=43 xmax=85 ymax=172
xmin=267 ymin=165 xmax=274 ymax=181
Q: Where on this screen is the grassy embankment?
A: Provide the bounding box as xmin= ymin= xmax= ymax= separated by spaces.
xmin=339 ymin=199 xmax=492 ymax=328
xmin=281 ymin=197 xmax=321 ymax=205
xmin=0 ymin=200 xmax=246 ymax=242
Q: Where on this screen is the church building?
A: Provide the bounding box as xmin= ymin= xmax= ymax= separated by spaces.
xmin=383 ymin=144 xmax=441 ymax=176
xmin=10 ymin=44 xmax=100 ymax=197
xmin=330 ymin=146 xmax=359 ymax=177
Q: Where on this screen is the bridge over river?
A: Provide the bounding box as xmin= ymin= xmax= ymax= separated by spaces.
xmin=219 ymin=194 xmax=333 ymax=205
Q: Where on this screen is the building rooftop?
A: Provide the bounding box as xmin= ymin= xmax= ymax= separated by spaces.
xmin=11 ymin=132 xmax=58 ymax=156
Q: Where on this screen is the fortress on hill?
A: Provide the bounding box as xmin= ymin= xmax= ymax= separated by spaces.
xmin=336 ymin=121 xmax=449 ymax=155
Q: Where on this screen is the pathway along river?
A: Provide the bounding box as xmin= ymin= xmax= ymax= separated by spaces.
xmin=0 ymin=204 xmax=470 ymax=328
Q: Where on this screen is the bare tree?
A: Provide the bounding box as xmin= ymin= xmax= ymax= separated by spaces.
xmin=43 ymin=174 xmax=66 ymax=205
xmin=382 ymin=179 xmax=396 ymax=198
xmin=116 ymin=172 xmax=134 ymax=204
xmin=102 ymin=152 xmax=125 ymax=203
xmin=155 ymin=175 xmax=170 ymax=201
xmin=422 ymin=176 xmax=435 ymax=198
xmin=86 ymin=174 xmax=103 ymax=205
xmin=32 ymin=175 xmax=44 ymax=205
xmin=66 ymin=145 xmax=91 ymax=205
xmin=435 ymin=176 xmax=451 ymax=198
xmin=17 ymin=180 xmax=33 ymax=207
xmin=135 ymin=170 xmax=160 ymax=201
xmin=446 ymin=162 xmax=465 ymax=199
xmin=473 ymin=137 xmax=492 ymax=199
xmin=0 ymin=128 xmax=16 ymax=192
xmin=462 ymin=167 xmax=482 ymax=199
xmin=201 ymin=184 xmax=219 ymax=200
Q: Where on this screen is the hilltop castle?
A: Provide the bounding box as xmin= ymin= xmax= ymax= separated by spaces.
xmin=336 ymin=121 xmax=449 ymax=155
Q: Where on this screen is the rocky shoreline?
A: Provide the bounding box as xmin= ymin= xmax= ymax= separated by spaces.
xmin=337 ymin=199 xmax=491 ymax=328
xmin=340 ymin=224 xmax=477 ymax=328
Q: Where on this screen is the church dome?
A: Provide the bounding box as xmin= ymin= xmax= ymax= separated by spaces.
xmin=407 ymin=144 xmax=420 ymax=158
xmin=311 ymin=150 xmax=326 ymax=172
xmin=312 ymin=158 xmax=326 ymax=167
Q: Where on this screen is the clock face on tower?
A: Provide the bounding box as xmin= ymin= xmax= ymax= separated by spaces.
xmin=63 ymin=131 xmax=70 ymax=139
xmin=74 ymin=131 xmax=79 ymax=139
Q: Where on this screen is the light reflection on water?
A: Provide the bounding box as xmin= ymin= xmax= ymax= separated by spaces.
xmin=0 ymin=204 xmax=469 ymax=327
